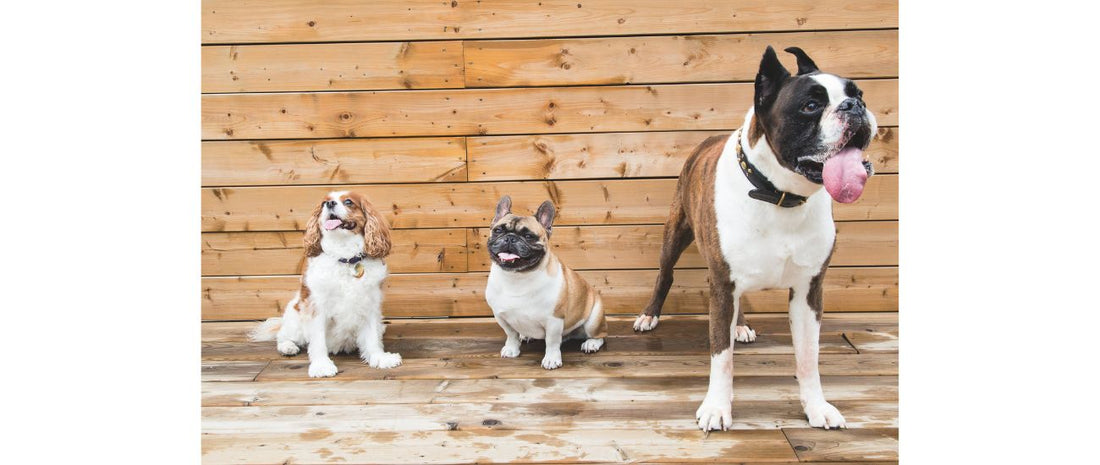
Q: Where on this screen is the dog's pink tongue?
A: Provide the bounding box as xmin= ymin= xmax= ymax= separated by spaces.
xmin=498 ymin=252 xmax=520 ymax=262
xmin=323 ymin=219 xmax=343 ymax=230
xmin=823 ymin=147 xmax=868 ymax=204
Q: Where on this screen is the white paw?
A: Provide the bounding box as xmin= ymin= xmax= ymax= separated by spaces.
xmin=519 ymin=335 xmax=533 ymax=343
xmin=804 ymin=401 xmax=846 ymax=429
xmin=733 ymin=325 xmax=757 ymax=343
xmin=580 ymin=338 xmax=604 ymax=353
xmin=633 ymin=314 xmax=659 ymax=332
xmin=695 ymin=400 xmax=734 ymax=431
xmin=276 ymin=340 xmax=300 ymax=355
xmin=367 ymin=352 xmax=403 ymax=369
xmin=500 ymin=345 xmax=521 ymax=358
xmin=541 ymin=352 xmax=563 ymax=370
xmin=307 ymin=359 xmax=338 ymax=378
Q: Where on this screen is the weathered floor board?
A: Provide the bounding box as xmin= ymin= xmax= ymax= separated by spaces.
xmin=201 ymin=312 xmax=898 ymax=462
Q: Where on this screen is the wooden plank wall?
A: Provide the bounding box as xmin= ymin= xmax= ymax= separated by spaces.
xmin=202 ymin=0 xmax=899 ymax=321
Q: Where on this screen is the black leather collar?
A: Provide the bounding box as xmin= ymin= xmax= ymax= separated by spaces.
xmin=337 ymin=253 xmax=368 ymax=265
xmin=734 ymin=132 xmax=808 ymax=208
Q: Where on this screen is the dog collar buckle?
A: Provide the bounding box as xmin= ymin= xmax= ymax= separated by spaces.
xmin=734 ymin=130 xmax=807 ymax=209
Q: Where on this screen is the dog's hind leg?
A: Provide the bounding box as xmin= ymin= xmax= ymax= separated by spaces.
xmin=274 ymin=295 xmax=307 ymax=355
xmin=733 ymin=298 xmax=757 ymax=343
xmin=635 ymin=197 xmax=693 ymax=332
xmin=580 ymin=297 xmax=607 ymax=353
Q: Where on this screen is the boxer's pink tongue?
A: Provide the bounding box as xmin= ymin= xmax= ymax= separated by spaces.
xmin=497 ymin=252 xmax=520 ymax=262
xmin=323 ymin=219 xmax=343 ymax=230
xmin=823 ymin=147 xmax=868 ymax=204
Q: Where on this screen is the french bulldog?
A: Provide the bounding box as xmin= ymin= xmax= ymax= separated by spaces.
xmin=484 ymin=196 xmax=608 ymax=370
xmin=633 ymin=46 xmax=876 ymax=431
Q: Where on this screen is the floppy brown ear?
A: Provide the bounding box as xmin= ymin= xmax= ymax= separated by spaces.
xmin=358 ymin=195 xmax=393 ymax=258
xmin=302 ymin=199 xmax=325 ymax=258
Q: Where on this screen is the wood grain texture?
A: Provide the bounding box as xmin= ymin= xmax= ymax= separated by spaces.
xmin=203 ymin=41 xmax=463 ymax=93
xmin=202 ymin=137 xmax=467 ymax=186
xmin=202 ymin=266 xmax=897 ymax=320
xmin=253 ymin=352 xmax=897 ymax=381
xmin=202 ymin=177 xmax=896 ymax=232
xmin=467 ymin=30 xmax=898 ymax=87
xmin=202 ymin=361 xmax=267 ymax=382
xmin=202 ymin=428 xmax=798 ymax=464
xmin=469 ymin=127 xmax=899 ymax=180
xmin=201 ymin=80 xmax=897 ymax=140
xmin=201 ymin=375 xmax=899 ymax=406
xmin=201 ymin=228 xmax=467 ymax=276
xmin=202 ymin=0 xmax=898 ymax=44
xmin=784 ymin=428 xmax=899 ymax=462
xmin=467 ymin=221 xmax=898 ymax=270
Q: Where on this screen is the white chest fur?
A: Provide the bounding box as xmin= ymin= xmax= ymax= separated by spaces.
xmin=302 ymin=255 xmax=387 ymax=344
xmin=485 ymin=262 xmax=564 ymax=339
xmin=712 ymin=141 xmax=836 ymax=292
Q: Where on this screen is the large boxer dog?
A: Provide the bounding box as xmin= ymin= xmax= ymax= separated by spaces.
xmin=634 ymin=46 xmax=876 ymax=431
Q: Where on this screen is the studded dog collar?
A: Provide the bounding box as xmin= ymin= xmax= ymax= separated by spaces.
xmin=733 ymin=130 xmax=808 ymax=208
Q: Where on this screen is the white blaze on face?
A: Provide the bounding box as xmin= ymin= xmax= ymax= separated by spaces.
xmin=810 ymin=74 xmax=851 ymax=149
xmin=323 ymin=191 xmax=350 ymax=230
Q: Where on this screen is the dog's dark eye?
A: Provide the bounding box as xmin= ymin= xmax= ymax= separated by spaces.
xmin=493 ymin=226 xmax=504 ymax=234
xmin=525 ymin=233 xmax=536 ymax=241
xmin=343 ymin=199 xmax=354 ymax=207
xmin=801 ymin=100 xmax=821 ymax=113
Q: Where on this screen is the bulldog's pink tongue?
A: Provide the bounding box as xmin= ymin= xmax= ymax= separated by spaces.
xmin=823 ymin=147 xmax=869 ymax=204
xmin=498 ymin=252 xmax=520 ymax=262
xmin=323 ymin=219 xmax=343 ymax=230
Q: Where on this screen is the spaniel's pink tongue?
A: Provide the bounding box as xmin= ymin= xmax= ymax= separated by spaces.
xmin=498 ymin=252 xmax=520 ymax=262
xmin=323 ymin=219 xmax=343 ymax=230
xmin=823 ymin=147 xmax=869 ymax=204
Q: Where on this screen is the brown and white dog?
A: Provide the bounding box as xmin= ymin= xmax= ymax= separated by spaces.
xmin=251 ymin=191 xmax=402 ymax=377
xmin=634 ymin=47 xmax=876 ymax=431
xmin=484 ymin=197 xmax=608 ymax=370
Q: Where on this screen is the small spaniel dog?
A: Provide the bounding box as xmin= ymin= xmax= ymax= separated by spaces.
xmin=251 ymin=191 xmax=403 ymax=377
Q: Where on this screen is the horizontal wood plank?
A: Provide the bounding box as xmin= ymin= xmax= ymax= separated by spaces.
xmin=203 ymin=399 xmax=896 ymax=433
xmin=202 ymin=428 xmax=797 ymax=464
xmin=253 ymin=352 xmax=897 ymax=381
xmin=203 ymin=41 xmax=463 ymax=93
xmin=202 ymin=229 xmax=467 ymax=275
xmin=784 ymin=428 xmax=899 ymax=462
xmin=202 ymin=266 xmax=897 ymax=320
xmin=202 ymin=176 xmax=896 ymax=232
xmin=469 ymin=127 xmax=899 ymax=180
xmin=202 ymin=361 xmax=267 ymax=382
xmin=201 ymin=375 xmax=899 ymax=406
xmin=202 ymin=137 xmax=467 ymax=186
xmin=202 ymin=0 xmax=898 ymax=44
xmin=201 ymin=80 xmax=897 ymax=139
xmin=467 ymin=30 xmax=898 ymax=87
xmin=467 ymin=221 xmax=897 ymax=270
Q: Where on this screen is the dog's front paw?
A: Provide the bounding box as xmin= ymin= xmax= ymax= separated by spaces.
xmin=367 ymin=352 xmax=403 ymax=369
xmin=308 ymin=359 xmax=338 ymax=378
xmin=500 ymin=345 xmax=521 ymax=358
xmin=633 ymin=314 xmax=659 ymax=332
xmin=541 ymin=352 xmax=563 ymax=370
xmin=804 ymin=401 xmax=846 ymax=429
xmin=276 ymin=340 xmax=300 ymax=356
xmin=580 ymin=338 xmax=604 ymax=353
xmin=695 ymin=399 xmax=734 ymax=432
xmin=733 ymin=325 xmax=757 ymax=343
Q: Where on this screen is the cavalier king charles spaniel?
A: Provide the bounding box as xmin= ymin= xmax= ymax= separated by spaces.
xmin=251 ymin=191 xmax=402 ymax=377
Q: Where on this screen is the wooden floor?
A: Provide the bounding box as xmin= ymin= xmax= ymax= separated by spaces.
xmin=201 ymin=313 xmax=898 ymax=464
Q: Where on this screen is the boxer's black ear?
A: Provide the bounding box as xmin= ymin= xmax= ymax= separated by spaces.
xmin=493 ymin=195 xmax=512 ymax=223
xmin=755 ymin=46 xmax=790 ymax=110
xmin=534 ymin=200 xmax=556 ymax=237
xmin=784 ymin=47 xmax=819 ymax=75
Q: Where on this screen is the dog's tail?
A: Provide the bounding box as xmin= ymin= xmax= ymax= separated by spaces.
xmin=249 ymin=317 xmax=283 ymax=342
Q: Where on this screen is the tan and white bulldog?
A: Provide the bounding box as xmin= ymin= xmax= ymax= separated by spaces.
xmin=484 ymin=196 xmax=608 ymax=370
xmin=635 ymin=46 xmax=877 ymax=431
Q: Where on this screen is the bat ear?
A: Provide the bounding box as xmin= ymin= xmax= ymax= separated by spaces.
xmin=755 ymin=46 xmax=790 ymax=110
xmin=783 ymin=47 xmax=819 ymax=75
xmin=493 ymin=195 xmax=512 ymax=223
xmin=534 ymin=200 xmax=556 ymax=237
xmin=302 ymin=198 xmax=325 ymax=258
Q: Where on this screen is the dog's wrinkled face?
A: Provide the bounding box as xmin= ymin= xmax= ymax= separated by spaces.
xmin=753 ymin=46 xmax=876 ymax=203
xmin=487 ymin=196 xmax=555 ymax=272
xmin=304 ymin=191 xmax=392 ymax=258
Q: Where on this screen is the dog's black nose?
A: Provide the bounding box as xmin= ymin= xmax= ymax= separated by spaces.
xmin=506 ymin=235 xmax=517 ymax=243
xmin=837 ymin=98 xmax=863 ymax=113
xmin=324 ymin=200 xmax=336 ymax=209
